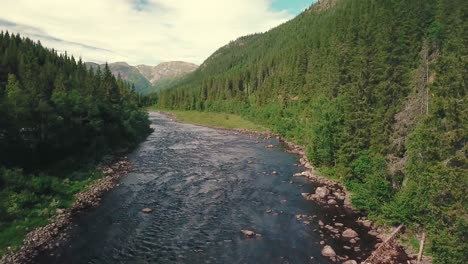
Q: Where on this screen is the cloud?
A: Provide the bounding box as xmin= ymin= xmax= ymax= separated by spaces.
xmin=0 ymin=0 xmax=297 ymax=65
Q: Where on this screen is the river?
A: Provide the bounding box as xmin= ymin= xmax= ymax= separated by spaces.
xmin=37 ymin=112 xmax=378 ymax=264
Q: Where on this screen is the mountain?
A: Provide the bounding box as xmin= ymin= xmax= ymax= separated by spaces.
xmin=137 ymin=61 xmax=198 ymax=87
xmin=85 ymin=62 xmax=152 ymax=94
xmin=85 ymin=61 xmax=197 ymax=94
xmin=158 ymin=0 xmax=467 ymax=262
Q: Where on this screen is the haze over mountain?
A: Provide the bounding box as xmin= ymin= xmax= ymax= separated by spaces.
xmin=85 ymin=61 xmax=198 ymax=94
xmin=137 ymin=61 xmax=198 ymax=85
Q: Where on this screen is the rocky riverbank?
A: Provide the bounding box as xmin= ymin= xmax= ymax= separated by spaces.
xmin=0 ymin=159 xmax=131 ymax=264
xmin=277 ymin=136 xmax=418 ymax=264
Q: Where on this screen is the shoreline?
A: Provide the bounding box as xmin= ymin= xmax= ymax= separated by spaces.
xmin=0 ymin=158 xmax=132 ymax=264
xmin=161 ymin=110 xmax=414 ymax=263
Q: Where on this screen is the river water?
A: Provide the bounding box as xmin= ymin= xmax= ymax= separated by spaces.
xmin=38 ymin=112 xmax=378 ymax=264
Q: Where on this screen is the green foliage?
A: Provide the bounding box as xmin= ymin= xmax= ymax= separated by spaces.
xmin=0 ymin=32 xmax=153 ymax=256
xmin=0 ymin=32 xmax=152 ymax=172
xmin=347 ymin=152 xmax=394 ymax=215
xmin=157 ymin=0 xmax=467 ymax=261
xmin=0 ymin=167 xmax=101 ymax=255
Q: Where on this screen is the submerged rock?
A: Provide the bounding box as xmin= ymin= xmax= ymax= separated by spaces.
xmin=141 ymin=208 xmax=153 ymax=213
xmin=240 ymin=230 xmax=256 ymax=238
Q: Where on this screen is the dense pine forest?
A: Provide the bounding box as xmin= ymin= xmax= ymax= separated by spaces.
xmin=0 ymin=32 xmax=151 ymax=254
xmin=158 ymin=0 xmax=467 ymax=262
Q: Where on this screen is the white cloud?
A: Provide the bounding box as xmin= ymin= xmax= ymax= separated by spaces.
xmin=0 ymin=0 xmax=294 ymax=65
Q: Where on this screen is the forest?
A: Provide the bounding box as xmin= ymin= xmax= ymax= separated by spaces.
xmin=0 ymin=32 xmax=152 ymax=254
xmin=157 ymin=0 xmax=467 ymax=262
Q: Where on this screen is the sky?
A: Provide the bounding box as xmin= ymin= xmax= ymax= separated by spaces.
xmin=0 ymin=0 xmax=315 ymax=66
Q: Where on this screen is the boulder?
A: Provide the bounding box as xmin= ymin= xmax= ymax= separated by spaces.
xmin=327 ymin=199 xmax=337 ymax=205
xmin=343 ymin=260 xmax=357 ymax=264
xmin=342 ymin=228 xmax=358 ymax=238
xmin=359 ymin=219 xmax=373 ymax=228
xmin=315 ymin=187 xmax=329 ymax=198
xmin=321 ymin=245 xmax=336 ymax=257
xmin=141 ymin=208 xmax=153 ymax=213
xmin=240 ymin=230 xmax=256 ymax=237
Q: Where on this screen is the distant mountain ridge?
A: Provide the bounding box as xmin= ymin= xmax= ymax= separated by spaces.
xmin=85 ymin=61 xmax=198 ymax=94
xmin=137 ymin=61 xmax=198 ymax=85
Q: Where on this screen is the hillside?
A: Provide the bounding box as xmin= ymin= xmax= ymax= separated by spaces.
xmin=85 ymin=61 xmax=197 ymax=94
xmin=158 ymin=0 xmax=467 ymax=262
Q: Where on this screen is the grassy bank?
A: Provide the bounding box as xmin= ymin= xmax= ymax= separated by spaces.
xmin=156 ymin=109 xmax=269 ymax=133
xmin=0 ymin=168 xmax=102 ymax=256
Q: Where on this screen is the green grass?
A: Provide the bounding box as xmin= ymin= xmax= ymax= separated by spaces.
xmin=156 ymin=109 xmax=269 ymax=132
xmin=0 ymin=168 xmax=102 ymax=257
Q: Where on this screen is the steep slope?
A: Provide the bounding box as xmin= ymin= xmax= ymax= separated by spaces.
xmin=158 ymin=0 xmax=467 ymax=262
xmin=136 ymin=61 xmax=198 ymax=91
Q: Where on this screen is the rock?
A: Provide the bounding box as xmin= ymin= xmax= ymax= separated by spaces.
xmin=334 ymin=223 xmax=344 ymax=227
xmin=315 ymin=187 xmax=329 ymax=198
xmin=359 ymin=219 xmax=372 ymax=227
xmin=342 ymin=228 xmax=358 ymax=238
xmin=141 ymin=208 xmax=153 ymax=213
xmin=55 ymin=208 xmax=65 ymax=214
xmin=327 ymin=199 xmax=337 ymax=205
xmin=266 ymin=144 xmax=274 ymax=149
xmin=318 ymin=220 xmax=324 ymax=226
xmin=240 ymin=230 xmax=256 ymax=238
xmin=350 ymin=239 xmax=357 ymax=244
xmin=266 ymin=209 xmax=272 ymax=214
xmin=343 ymin=246 xmax=352 ymax=250
xmin=333 ymin=192 xmax=345 ymax=200
xmin=272 ymin=171 xmax=278 ymax=175
xmin=321 ymin=245 xmax=336 ymax=257
xmin=304 ymin=162 xmax=313 ymax=169
xmin=320 ymin=241 xmax=325 ymax=245
xmin=343 ymin=260 xmax=357 ymax=264
xmin=368 ymin=230 xmax=379 ymax=236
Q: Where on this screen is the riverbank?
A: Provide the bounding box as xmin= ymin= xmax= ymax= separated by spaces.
xmin=159 ymin=109 xmax=417 ymax=263
xmin=0 ymin=158 xmax=131 ymax=264
xmin=152 ymin=109 xmax=269 ymax=133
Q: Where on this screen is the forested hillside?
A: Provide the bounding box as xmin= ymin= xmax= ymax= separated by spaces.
xmin=158 ymin=0 xmax=467 ymax=262
xmin=0 ymin=32 xmax=151 ymax=254
xmin=85 ymin=62 xmax=153 ymax=94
